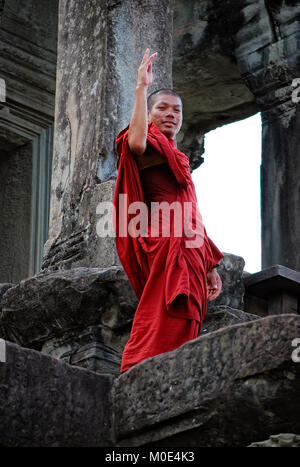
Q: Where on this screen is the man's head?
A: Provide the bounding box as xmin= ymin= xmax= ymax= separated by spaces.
xmin=147 ymin=88 xmax=182 ymax=139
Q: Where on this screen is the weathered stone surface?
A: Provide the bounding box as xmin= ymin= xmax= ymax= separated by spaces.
xmin=208 ymin=253 xmax=246 ymax=310
xmin=63 ymin=341 xmax=122 ymax=376
xmin=1 ymin=0 xmax=300 ymax=448
xmin=0 ymin=283 xmax=14 ymax=302
xmin=173 ymin=0 xmax=258 ymax=168
xmin=173 ymin=1 xmax=300 ymax=271
xmin=0 ymin=0 xmax=58 ymax=281
xmin=0 ymin=142 xmax=33 ymax=283
xmin=0 ymin=340 xmax=114 ymax=446
xmin=248 ymin=433 xmax=300 ymax=448
xmin=0 ymin=266 xmax=138 ymax=355
xmin=261 ymin=108 xmax=300 ymax=271
xmin=2 ymin=254 xmax=256 ymax=374
xmin=0 ymin=0 xmax=57 ymax=118
xmin=42 ymin=180 xmax=120 ymax=272
xmin=113 ymin=314 xmax=300 ymax=447
xmin=201 ymin=305 xmax=259 ymax=335
xmin=233 ymin=2 xmax=300 ymax=272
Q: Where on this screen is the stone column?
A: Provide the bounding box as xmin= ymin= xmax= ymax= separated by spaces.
xmin=43 ymin=0 xmax=175 ymax=272
xmin=261 ymin=104 xmax=300 ymax=270
xmin=234 ymin=1 xmax=300 ymax=272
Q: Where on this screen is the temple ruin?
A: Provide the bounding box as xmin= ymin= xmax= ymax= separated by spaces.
xmin=0 ymin=0 xmax=300 ymax=447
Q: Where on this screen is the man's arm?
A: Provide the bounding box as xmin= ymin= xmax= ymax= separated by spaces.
xmin=128 ymin=49 xmax=157 ymax=156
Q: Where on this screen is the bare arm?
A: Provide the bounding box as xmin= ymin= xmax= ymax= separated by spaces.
xmin=128 ymin=49 xmax=158 ymax=156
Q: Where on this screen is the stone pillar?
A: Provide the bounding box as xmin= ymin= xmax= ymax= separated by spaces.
xmin=261 ymin=105 xmax=300 ymax=271
xmin=234 ymin=2 xmax=300 ymax=272
xmin=43 ymin=0 xmax=175 ymax=272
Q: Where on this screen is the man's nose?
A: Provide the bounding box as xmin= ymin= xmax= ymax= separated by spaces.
xmin=166 ymin=109 xmax=175 ymax=118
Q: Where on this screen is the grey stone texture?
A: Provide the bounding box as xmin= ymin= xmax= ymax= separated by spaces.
xmin=0 ymin=340 xmax=114 ymax=446
xmin=234 ymin=1 xmax=300 ymax=272
xmin=113 ymin=314 xmax=300 ymax=447
xmin=0 ymin=142 xmax=32 ymax=283
xmin=248 ymin=433 xmax=300 ymax=448
xmin=173 ymin=0 xmax=258 ymax=166
xmin=201 ymin=305 xmax=259 ymax=335
xmin=0 ymin=283 xmax=14 ymax=302
xmin=203 ymin=252 xmax=260 ymax=334
xmin=0 ymin=252 xmax=248 ymax=374
xmin=1 ymin=314 xmax=299 ymax=447
xmin=0 ymin=266 xmax=138 ymax=373
xmin=173 ymin=0 xmax=300 ymax=271
xmin=0 ymin=0 xmax=58 ymax=282
xmin=208 ymin=253 xmax=246 ymax=310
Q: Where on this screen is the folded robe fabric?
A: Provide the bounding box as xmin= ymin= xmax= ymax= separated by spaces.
xmin=113 ymin=122 xmax=224 ymax=371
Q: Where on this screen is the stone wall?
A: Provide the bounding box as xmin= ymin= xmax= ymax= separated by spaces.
xmin=0 ymin=0 xmax=58 ymax=281
xmin=0 ymin=142 xmax=32 ymax=283
xmin=113 ymin=314 xmax=300 ymax=447
xmin=1 ymin=314 xmax=299 ymax=447
xmin=0 ymin=340 xmax=114 ymax=446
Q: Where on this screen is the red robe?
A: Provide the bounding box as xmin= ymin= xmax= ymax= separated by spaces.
xmin=113 ymin=122 xmax=223 ymax=372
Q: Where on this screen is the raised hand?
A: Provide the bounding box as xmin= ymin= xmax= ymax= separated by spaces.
xmin=136 ymin=48 xmax=158 ymax=89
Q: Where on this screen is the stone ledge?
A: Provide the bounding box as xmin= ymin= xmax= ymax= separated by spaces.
xmin=201 ymin=305 xmax=259 ymax=335
xmin=113 ymin=314 xmax=300 ymax=447
xmin=0 ymin=266 xmax=138 ymax=349
xmin=248 ymin=433 xmax=300 ymax=447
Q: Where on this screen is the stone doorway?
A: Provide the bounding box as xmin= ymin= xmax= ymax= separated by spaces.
xmin=0 ymin=126 xmax=53 ymax=283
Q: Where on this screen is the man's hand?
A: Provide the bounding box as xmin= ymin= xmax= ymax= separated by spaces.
xmin=128 ymin=49 xmax=158 ymax=156
xmin=136 ymin=48 xmax=158 ymax=89
xmin=207 ymin=268 xmax=222 ymax=301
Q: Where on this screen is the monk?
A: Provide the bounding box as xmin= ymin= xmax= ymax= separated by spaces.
xmin=113 ymin=49 xmax=224 ymax=373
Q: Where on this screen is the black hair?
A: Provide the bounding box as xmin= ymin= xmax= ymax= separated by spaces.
xmin=147 ymin=88 xmax=182 ymax=111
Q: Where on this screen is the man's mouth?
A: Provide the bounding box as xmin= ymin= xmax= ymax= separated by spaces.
xmin=163 ymin=121 xmax=176 ymax=126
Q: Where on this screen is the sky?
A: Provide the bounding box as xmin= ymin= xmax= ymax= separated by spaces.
xmin=191 ymin=113 xmax=262 ymax=274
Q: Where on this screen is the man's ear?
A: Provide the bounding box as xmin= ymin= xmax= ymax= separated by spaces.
xmin=147 ymin=110 xmax=150 ymax=122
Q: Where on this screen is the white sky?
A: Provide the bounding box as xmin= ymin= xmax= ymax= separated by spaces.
xmin=192 ymin=113 xmax=262 ymax=274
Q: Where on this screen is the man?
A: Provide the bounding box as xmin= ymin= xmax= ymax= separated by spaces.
xmin=113 ymin=49 xmax=223 ymax=373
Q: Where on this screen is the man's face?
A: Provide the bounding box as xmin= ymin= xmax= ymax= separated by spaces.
xmin=148 ymin=94 xmax=182 ymax=139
